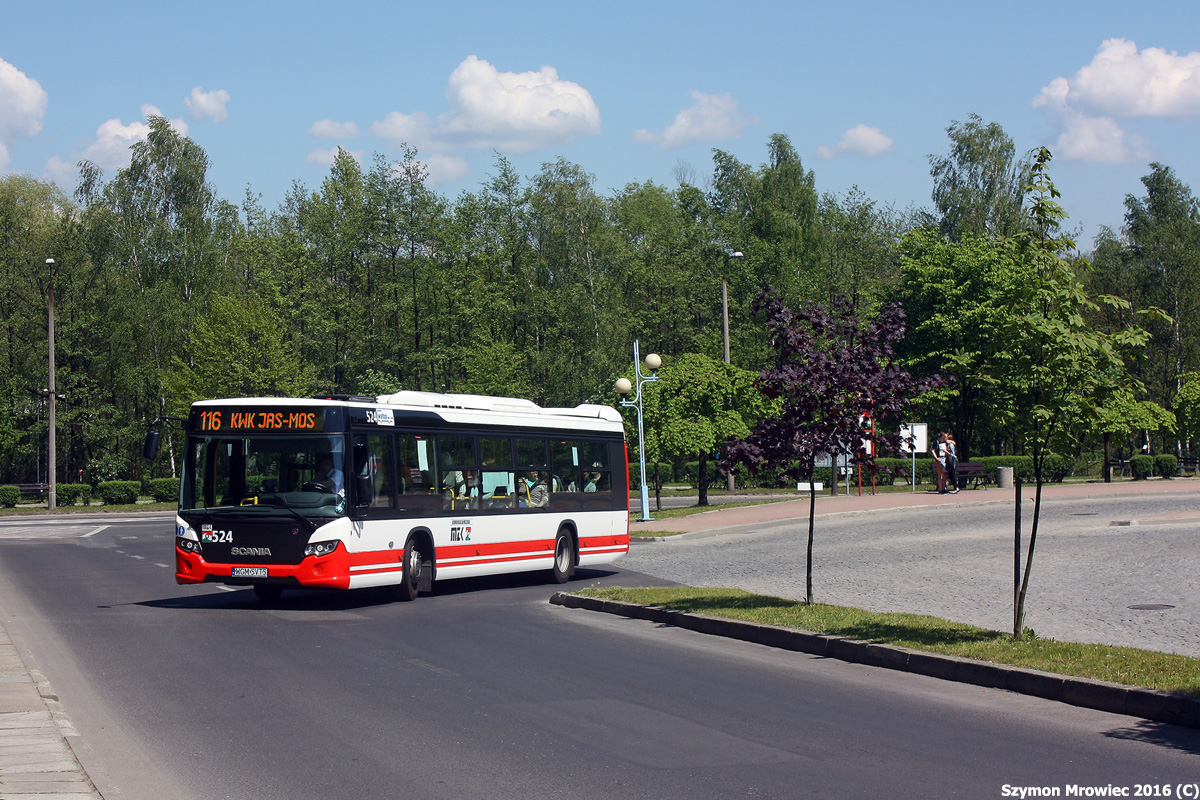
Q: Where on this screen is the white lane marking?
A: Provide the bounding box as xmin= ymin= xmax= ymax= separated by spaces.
xmin=154 ymin=563 xmax=170 ymax=568
xmin=83 ymin=525 xmax=108 ymax=538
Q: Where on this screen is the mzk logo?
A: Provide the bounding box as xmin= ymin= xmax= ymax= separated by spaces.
xmin=450 ymin=525 xmax=472 ymax=542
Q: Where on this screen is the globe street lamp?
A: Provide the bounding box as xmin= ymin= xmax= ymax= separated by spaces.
xmin=614 ymin=341 xmax=661 ymax=522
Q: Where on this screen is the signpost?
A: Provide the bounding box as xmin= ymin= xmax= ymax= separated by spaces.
xmin=899 ymin=423 xmax=927 ymax=492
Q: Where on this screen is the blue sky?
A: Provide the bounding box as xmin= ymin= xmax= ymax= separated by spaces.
xmin=4 ymin=1 xmax=1199 ymax=246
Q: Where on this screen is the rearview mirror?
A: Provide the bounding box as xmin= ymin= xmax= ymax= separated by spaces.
xmin=142 ymin=430 xmax=161 ymax=461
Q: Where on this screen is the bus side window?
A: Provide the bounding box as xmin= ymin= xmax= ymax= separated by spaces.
xmin=439 ymin=436 xmax=476 ymax=511
xmin=362 ymin=435 xmax=396 ymax=510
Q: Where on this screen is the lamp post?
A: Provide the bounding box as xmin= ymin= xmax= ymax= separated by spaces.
xmin=45 ymin=258 xmax=57 ymax=511
xmin=721 ymin=250 xmax=743 ymax=365
xmin=722 ymin=249 xmax=743 ymax=491
xmin=614 ymin=341 xmax=661 ymax=522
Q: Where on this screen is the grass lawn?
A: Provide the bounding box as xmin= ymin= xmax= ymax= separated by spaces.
xmin=577 ymin=586 xmax=1200 ymax=697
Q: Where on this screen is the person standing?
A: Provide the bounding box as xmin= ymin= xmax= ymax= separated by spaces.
xmin=931 ymin=433 xmax=947 ymax=493
xmin=944 ymin=432 xmax=959 ymax=494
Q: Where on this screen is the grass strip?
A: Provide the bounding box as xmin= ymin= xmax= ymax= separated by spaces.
xmin=577 ymin=586 xmax=1200 ymax=697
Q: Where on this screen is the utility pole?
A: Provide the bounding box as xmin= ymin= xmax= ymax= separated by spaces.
xmin=46 ymin=258 xmax=56 ymax=511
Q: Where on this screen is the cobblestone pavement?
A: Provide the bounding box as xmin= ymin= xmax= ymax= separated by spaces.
xmin=622 ymin=481 xmax=1200 ymax=658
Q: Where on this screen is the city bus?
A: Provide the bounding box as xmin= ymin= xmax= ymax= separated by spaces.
xmin=151 ymin=391 xmax=630 ymax=602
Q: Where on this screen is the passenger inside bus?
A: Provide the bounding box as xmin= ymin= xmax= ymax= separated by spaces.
xmin=519 ymin=470 xmax=549 ymax=508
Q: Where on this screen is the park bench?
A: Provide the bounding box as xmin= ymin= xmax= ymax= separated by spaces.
xmin=15 ymin=483 xmax=46 ymax=501
xmin=953 ymin=462 xmax=991 ymax=489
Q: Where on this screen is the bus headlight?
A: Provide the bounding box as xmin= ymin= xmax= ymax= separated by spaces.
xmin=304 ymin=540 xmax=340 ymax=557
xmin=177 ymin=537 xmax=202 ymax=554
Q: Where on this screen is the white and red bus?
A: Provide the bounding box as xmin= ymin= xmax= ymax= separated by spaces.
xmin=161 ymin=391 xmax=629 ymax=602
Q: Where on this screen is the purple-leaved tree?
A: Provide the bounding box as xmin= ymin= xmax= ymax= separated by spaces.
xmin=724 ymin=287 xmax=940 ymax=603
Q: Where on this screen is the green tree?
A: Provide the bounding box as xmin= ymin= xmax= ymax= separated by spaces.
xmin=817 ymin=186 xmax=902 ymax=313
xmin=707 ymin=135 xmax=823 ymax=362
xmin=637 ymin=353 xmax=767 ymax=506
xmin=891 ymin=229 xmax=1014 ymax=460
xmin=1094 ymin=389 xmax=1175 ymax=479
xmin=1090 ymin=163 xmax=1200 ymax=435
xmin=995 ymin=149 xmax=1151 ymax=637
xmin=929 ymin=114 xmax=1031 ymax=241
xmin=163 ymin=294 xmax=314 ymax=411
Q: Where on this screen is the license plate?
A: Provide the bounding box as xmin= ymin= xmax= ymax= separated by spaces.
xmin=231 ymin=567 xmax=268 ymax=578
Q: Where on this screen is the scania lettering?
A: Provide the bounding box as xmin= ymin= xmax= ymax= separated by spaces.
xmin=151 ymin=392 xmax=630 ymax=603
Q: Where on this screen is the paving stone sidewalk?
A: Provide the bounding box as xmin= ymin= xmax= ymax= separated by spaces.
xmin=0 ymin=626 xmax=101 ymax=799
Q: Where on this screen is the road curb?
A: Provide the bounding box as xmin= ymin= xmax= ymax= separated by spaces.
xmin=549 ymin=592 xmax=1200 ymax=729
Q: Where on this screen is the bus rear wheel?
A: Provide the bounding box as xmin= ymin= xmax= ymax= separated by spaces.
xmin=551 ymin=528 xmax=574 ymax=584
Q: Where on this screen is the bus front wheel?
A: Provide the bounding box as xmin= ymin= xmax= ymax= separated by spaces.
xmin=397 ymin=536 xmax=425 ymax=601
xmin=551 ymin=528 xmax=574 ymax=584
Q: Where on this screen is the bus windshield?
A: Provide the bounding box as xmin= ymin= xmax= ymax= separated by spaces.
xmin=181 ymin=433 xmax=347 ymax=518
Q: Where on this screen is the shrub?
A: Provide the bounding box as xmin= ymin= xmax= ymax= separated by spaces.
xmin=97 ymin=481 xmax=140 ymax=505
xmin=87 ymin=454 xmax=129 ymax=484
xmin=876 ymin=457 xmax=923 ymax=486
xmin=0 ymin=485 xmax=18 ymax=508
xmin=56 ymin=483 xmax=92 ymax=506
xmin=1040 ymin=453 xmax=1072 ymax=483
xmin=1129 ymin=454 xmax=1154 ymax=480
xmin=146 ymin=477 xmax=180 ymax=503
xmin=1153 ymin=454 xmax=1178 ymax=479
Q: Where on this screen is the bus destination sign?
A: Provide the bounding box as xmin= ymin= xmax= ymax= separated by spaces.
xmin=193 ymin=408 xmax=327 ymax=433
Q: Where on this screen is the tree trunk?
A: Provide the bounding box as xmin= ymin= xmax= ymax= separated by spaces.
xmin=697 ymin=451 xmax=709 ymax=507
xmin=1014 ymin=476 xmax=1044 ymax=638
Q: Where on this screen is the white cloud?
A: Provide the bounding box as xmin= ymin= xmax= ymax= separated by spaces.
xmin=1039 ymin=38 xmax=1200 ymax=118
xmin=359 ymin=56 xmax=601 ymax=182
xmin=434 ymin=55 xmax=600 ymax=153
xmin=185 ymin=86 xmax=230 ymax=122
xmin=367 ymin=110 xmax=432 ymax=145
xmin=1033 ymin=38 xmax=1199 ymax=163
xmin=420 ymin=153 xmax=470 ymax=183
xmin=816 ymin=124 xmax=894 ymax=160
xmin=634 ymin=91 xmax=756 ymax=149
xmin=0 ymin=57 xmax=49 ymax=169
xmin=309 ymin=119 xmax=360 ymax=139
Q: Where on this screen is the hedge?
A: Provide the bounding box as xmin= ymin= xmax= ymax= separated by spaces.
xmin=146 ymin=477 xmax=180 ymax=503
xmin=0 ymin=485 xmax=18 ymax=508
xmin=97 ymin=481 xmax=141 ymax=505
xmin=56 ymin=484 xmax=92 ymax=506
xmin=1154 ymin=454 xmax=1178 ymax=479
xmin=1129 ymin=454 xmax=1154 ymax=480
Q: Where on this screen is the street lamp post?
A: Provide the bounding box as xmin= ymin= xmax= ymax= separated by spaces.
xmin=614 ymin=341 xmax=662 ymax=522
xmin=46 ymin=258 xmax=56 ymax=511
xmin=722 ymin=249 xmax=743 ymax=492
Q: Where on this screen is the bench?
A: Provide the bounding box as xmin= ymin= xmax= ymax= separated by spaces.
xmin=953 ymin=462 xmax=991 ymax=489
xmin=15 ymin=483 xmax=46 ymax=501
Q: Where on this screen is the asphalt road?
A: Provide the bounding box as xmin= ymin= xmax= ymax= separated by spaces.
xmin=0 ymin=513 xmax=1197 ymax=800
